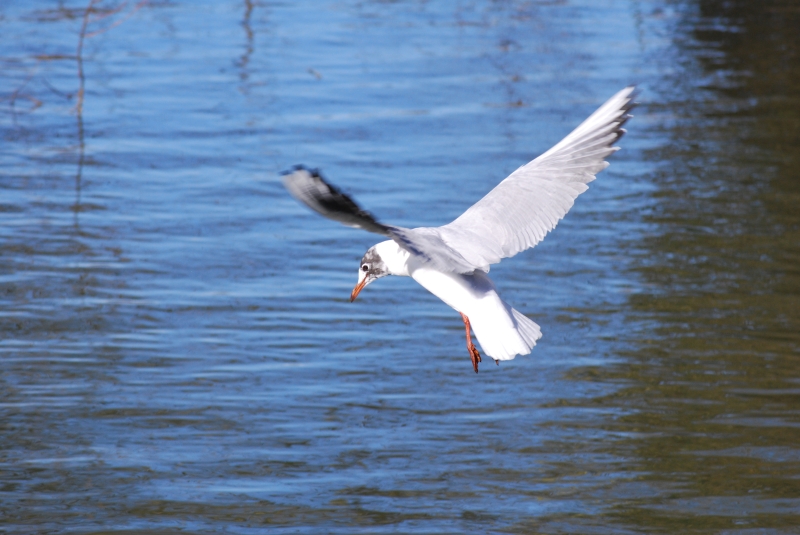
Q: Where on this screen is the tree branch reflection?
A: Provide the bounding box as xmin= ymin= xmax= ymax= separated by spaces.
xmin=74 ymin=0 xmax=148 ymax=227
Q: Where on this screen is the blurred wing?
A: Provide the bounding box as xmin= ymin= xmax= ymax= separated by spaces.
xmin=430 ymin=86 xmax=636 ymax=271
xmin=282 ymin=166 xmax=478 ymax=271
xmin=282 ymin=166 xmax=393 ymax=236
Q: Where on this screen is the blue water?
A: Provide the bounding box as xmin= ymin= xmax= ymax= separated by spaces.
xmin=2 ymin=1 xmax=799 ymax=533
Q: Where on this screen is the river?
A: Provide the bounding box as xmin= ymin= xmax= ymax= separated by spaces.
xmin=2 ymin=1 xmax=799 ymax=533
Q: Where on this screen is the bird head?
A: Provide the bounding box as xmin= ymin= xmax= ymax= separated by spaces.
xmin=350 ymin=246 xmax=389 ymax=302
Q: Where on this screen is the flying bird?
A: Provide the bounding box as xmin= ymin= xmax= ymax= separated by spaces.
xmin=283 ymin=86 xmax=636 ymax=373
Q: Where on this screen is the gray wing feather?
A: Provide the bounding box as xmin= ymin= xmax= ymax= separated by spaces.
xmin=390 ymin=227 xmax=477 ymax=273
xmin=407 ymin=85 xmax=638 ymax=272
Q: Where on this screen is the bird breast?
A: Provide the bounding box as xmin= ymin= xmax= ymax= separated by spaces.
xmin=410 ymin=267 xmax=498 ymax=315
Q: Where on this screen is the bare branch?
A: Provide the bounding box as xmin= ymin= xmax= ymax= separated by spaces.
xmin=85 ymin=1 xmax=149 ymax=39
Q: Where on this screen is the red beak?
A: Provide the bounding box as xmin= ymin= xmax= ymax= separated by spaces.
xmin=350 ymin=278 xmax=367 ymax=302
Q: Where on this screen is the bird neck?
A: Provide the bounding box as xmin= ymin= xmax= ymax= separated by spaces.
xmin=374 ymin=240 xmax=411 ymax=277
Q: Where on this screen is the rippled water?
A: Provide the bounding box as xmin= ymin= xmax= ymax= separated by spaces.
xmin=2 ymin=1 xmax=799 ymax=533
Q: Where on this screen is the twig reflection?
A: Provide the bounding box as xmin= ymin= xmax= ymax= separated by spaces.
xmin=74 ymin=0 xmax=148 ymax=227
xmin=237 ymin=0 xmax=255 ymax=87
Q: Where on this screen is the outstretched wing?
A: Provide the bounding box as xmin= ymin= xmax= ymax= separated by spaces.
xmin=282 ymin=165 xmax=477 ymax=272
xmin=282 ymin=165 xmax=394 ymax=236
xmin=420 ymin=86 xmax=637 ymax=271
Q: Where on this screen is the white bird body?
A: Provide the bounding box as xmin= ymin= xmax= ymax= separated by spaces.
xmin=282 ymin=86 xmax=636 ymax=372
xmin=373 ymin=239 xmax=541 ymax=361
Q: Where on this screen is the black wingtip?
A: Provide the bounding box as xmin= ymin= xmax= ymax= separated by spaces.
xmin=624 ymin=85 xmax=640 ymax=112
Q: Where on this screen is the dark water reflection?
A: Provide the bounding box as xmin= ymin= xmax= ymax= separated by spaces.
xmin=586 ymin=0 xmax=800 ymax=531
xmin=1 ymin=0 xmax=799 ymax=533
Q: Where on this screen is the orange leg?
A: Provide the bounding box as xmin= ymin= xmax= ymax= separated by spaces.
xmin=459 ymin=312 xmax=482 ymax=373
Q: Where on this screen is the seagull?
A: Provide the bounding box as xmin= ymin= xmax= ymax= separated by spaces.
xmin=283 ymin=86 xmax=636 ymax=373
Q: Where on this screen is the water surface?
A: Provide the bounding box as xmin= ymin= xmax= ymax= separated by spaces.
xmin=2 ymin=1 xmax=799 ymax=533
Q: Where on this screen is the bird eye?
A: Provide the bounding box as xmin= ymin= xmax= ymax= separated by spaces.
xmin=362 ymin=265 xmax=368 ymax=272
